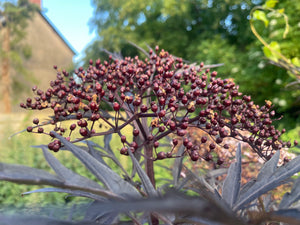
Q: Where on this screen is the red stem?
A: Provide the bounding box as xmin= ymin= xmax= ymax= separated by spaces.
xmin=144 ymin=143 xmax=156 ymax=189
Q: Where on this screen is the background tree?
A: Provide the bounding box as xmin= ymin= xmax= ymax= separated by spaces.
xmin=84 ymin=0 xmax=300 ymax=131
xmin=0 ymin=0 xmax=37 ymax=113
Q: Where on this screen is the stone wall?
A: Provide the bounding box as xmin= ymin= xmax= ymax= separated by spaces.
xmin=0 ymin=11 xmax=75 ymax=113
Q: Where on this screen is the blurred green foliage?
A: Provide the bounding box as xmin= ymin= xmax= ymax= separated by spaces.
xmin=84 ymin=0 xmax=300 ymax=134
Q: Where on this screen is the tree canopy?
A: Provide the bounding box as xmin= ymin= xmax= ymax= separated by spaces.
xmin=84 ymin=0 xmax=300 ymax=128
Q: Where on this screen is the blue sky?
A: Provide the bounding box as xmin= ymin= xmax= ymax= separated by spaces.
xmin=42 ymin=0 xmax=97 ymax=62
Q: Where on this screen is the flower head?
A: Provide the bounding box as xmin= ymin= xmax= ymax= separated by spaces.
xmin=20 ymin=47 xmax=295 ymax=161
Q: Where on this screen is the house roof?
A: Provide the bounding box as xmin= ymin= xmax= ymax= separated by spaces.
xmin=40 ymin=11 xmax=77 ymax=55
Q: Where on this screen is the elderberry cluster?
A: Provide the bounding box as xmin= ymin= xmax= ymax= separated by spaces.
xmin=20 ymin=46 xmax=296 ymax=161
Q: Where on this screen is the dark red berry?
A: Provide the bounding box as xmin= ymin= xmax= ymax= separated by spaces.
xmin=79 ymin=128 xmax=88 ymax=136
xmin=120 ymin=147 xmax=128 ymax=155
xmin=121 ymin=135 xmax=126 ymax=143
xmin=177 ymin=129 xmax=187 ymax=137
xmin=205 ymin=154 xmax=212 ymax=161
xmin=70 ymin=124 xmax=76 ymax=130
xmin=113 ymin=102 xmax=120 ymax=111
xmin=38 ymin=127 xmax=44 ymax=133
xmin=183 ymin=138 xmax=189 ymax=146
xmin=158 ymin=110 xmax=166 ymax=118
xmin=133 ymin=129 xmax=139 ymax=136
xmin=201 ymin=136 xmax=207 ymax=143
xmin=157 ymin=151 xmax=166 ymax=160
xmin=33 ymin=118 xmax=39 ymax=125
xmin=27 ymin=126 xmax=33 ymax=132
xmin=191 ymin=151 xmax=199 ymax=161
xmin=151 ymin=104 xmax=158 ymax=112
xmin=140 ymin=104 xmax=148 ymax=112
xmin=217 ymin=158 xmax=224 ymax=165
xmin=172 ymin=138 xmax=178 ymax=146
xmin=48 ymin=142 xmax=54 ymax=150
xmin=52 ymin=144 xmax=60 ymax=152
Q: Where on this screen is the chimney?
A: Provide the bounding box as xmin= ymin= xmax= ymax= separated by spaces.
xmin=29 ymin=0 xmax=41 ymax=8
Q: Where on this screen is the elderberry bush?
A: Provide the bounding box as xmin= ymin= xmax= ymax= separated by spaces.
xmin=1 ymin=46 xmax=300 ymax=224
xmin=21 ymin=46 xmax=295 ymax=162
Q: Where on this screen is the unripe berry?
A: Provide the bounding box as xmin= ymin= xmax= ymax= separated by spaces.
xmin=205 ymin=154 xmax=212 ymax=161
xmin=217 ymin=158 xmax=224 ymax=165
xmin=113 ymin=102 xmax=120 ymax=111
xmin=140 ymin=104 xmax=148 ymax=112
xmin=177 ymin=129 xmax=187 ymax=137
xmin=33 ymin=118 xmax=39 ymax=125
xmin=52 ymin=144 xmax=60 ymax=152
xmin=183 ymin=138 xmax=189 ymax=146
xmin=159 ymin=125 xmax=166 ymax=132
xmin=157 ymin=151 xmax=166 ymax=160
xmin=151 ymin=104 xmax=158 ymax=112
xmin=169 ymin=121 xmax=176 ymax=130
xmin=48 ymin=142 xmax=54 ymax=150
xmin=133 ymin=129 xmax=139 ymax=136
xmin=120 ymin=147 xmax=128 ymax=155
xmin=209 ymin=143 xmax=216 ymax=150
xmin=76 ymin=112 xmax=83 ymax=119
xmin=186 ymin=141 xmax=193 ymax=149
xmin=216 ymin=137 xmax=223 ymax=144
xmin=201 ymin=136 xmax=207 ymax=143
xmin=79 ymin=128 xmax=88 ymax=136
xmin=131 ymin=141 xmax=138 ymax=150
xmin=121 ymin=135 xmax=126 ymax=143
xmin=27 ymin=126 xmax=33 ymax=132
xmin=172 ymin=138 xmax=178 ymax=146
xmin=191 ymin=151 xmax=199 ymax=161
xmin=158 ymin=110 xmax=166 ymax=118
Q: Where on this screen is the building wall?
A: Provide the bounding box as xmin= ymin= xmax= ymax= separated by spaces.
xmin=1 ymin=11 xmax=75 ymax=113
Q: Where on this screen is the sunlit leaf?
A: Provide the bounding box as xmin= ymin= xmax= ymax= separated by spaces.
xmin=253 ymin=10 xmax=269 ymax=27
xmin=292 ymin=57 xmax=300 ymax=67
xmin=263 ymin=0 xmax=278 ymax=8
xmin=263 ymin=41 xmax=281 ymax=62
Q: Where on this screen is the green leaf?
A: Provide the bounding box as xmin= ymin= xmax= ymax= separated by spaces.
xmin=292 ymin=57 xmax=300 ymax=67
xmin=263 ymin=41 xmax=281 ymax=62
xmin=253 ymin=10 xmax=269 ymax=27
xmin=263 ymin=0 xmax=278 ymax=8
